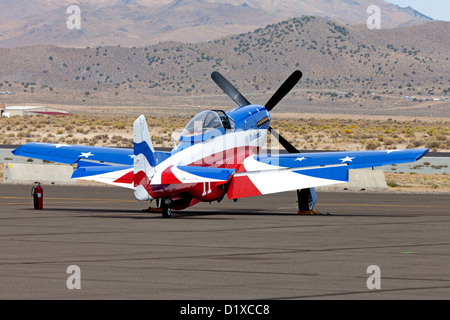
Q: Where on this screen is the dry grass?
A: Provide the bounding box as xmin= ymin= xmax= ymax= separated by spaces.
xmin=270 ymin=117 xmax=450 ymax=152
xmin=0 ymin=114 xmax=188 ymax=148
xmin=385 ymin=172 xmax=450 ymax=192
xmin=1 ymin=114 xmax=449 ymax=152
xmin=2 ymin=114 xmax=449 ymax=192
xmin=1 ymin=113 xmax=449 ymax=193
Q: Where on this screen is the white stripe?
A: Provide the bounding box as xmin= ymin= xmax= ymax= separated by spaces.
xmin=235 ymin=163 xmax=348 ymax=177
xmin=147 ymin=129 xmax=267 ymax=185
xmin=134 ymin=153 xmax=155 ymax=179
xmin=248 ymin=170 xmax=346 ymax=195
xmin=242 ymin=155 xmax=348 ymax=195
xmin=156 ymin=129 xmax=267 ymax=170
xmin=73 ymin=168 xmax=135 ymax=189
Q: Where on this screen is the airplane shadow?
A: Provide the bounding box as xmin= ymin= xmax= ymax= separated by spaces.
xmin=25 ymin=207 xmax=411 ymax=219
xmin=37 ymin=207 xmax=296 ymax=219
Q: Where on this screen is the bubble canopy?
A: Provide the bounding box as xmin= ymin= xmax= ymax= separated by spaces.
xmin=180 ymin=110 xmax=226 ymax=143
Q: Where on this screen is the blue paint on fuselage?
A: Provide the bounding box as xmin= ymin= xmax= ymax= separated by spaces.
xmin=173 ymin=104 xmax=271 ymax=155
xmin=226 ymin=104 xmax=270 ymax=131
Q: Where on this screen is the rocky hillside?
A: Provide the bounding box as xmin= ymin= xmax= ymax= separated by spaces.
xmin=0 ymin=16 xmax=448 ymax=117
xmin=0 ymin=0 xmax=433 ymax=48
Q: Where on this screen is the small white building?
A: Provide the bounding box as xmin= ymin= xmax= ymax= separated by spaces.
xmin=1 ymin=105 xmax=70 ymax=118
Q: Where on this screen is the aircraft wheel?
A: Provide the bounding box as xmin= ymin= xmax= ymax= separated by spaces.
xmin=297 ymin=188 xmax=316 ymax=211
xmin=306 ymin=193 xmax=314 ymax=211
xmin=162 ymin=202 xmax=172 ymax=218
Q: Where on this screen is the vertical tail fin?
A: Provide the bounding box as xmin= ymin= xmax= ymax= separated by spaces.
xmin=133 ymin=115 xmax=156 ymax=201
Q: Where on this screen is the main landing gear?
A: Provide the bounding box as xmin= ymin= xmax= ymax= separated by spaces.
xmin=145 ymin=198 xmax=172 ymax=218
xmin=161 ymin=199 xmax=172 ymax=218
xmin=297 ymin=188 xmax=318 ymax=215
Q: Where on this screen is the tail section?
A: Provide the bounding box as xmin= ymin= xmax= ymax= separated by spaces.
xmin=133 ymin=115 xmax=156 ymax=201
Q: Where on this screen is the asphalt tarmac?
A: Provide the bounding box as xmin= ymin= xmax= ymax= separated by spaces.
xmin=1 ymin=183 xmax=449 ymax=300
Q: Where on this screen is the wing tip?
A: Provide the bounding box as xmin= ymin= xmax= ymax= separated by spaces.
xmin=416 ymin=148 xmax=429 ymax=161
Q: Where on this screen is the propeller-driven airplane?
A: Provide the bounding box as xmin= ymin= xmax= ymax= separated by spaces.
xmin=12 ymin=70 xmax=429 ymax=217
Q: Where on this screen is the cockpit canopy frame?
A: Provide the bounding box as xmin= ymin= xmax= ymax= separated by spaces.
xmin=180 ymin=110 xmax=226 ymax=143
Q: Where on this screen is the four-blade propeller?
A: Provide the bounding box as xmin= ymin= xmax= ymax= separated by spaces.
xmin=211 ymin=70 xmax=302 ymax=153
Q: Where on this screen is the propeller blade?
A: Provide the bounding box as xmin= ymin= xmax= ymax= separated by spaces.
xmin=265 ymin=70 xmax=302 ymax=111
xmin=211 ymin=71 xmax=251 ymax=107
xmin=269 ymin=126 xmax=299 ymax=154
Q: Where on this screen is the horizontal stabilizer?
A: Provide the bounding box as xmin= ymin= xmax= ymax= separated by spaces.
xmin=71 ymin=165 xmax=134 ymax=189
xmin=153 ymin=165 xmax=236 ymax=185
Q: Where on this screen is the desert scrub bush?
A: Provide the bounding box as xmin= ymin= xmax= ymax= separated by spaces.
xmin=412 ymin=139 xmax=425 ymax=147
xmin=425 ymin=140 xmax=441 ymax=149
xmin=402 ymin=128 xmax=415 ymax=137
xmin=365 ymin=140 xmax=380 ymax=150
xmin=76 ymin=128 xmax=89 ymax=134
xmin=110 ymin=135 xmax=123 ymax=144
xmin=386 ymin=180 xmax=399 ymax=188
xmin=67 ymin=138 xmax=79 ymax=144
xmin=93 ymin=134 xmax=109 ymax=140
xmin=114 ymin=123 xmax=126 ymax=130
xmin=121 ymin=138 xmax=132 ymax=147
xmin=151 ymin=135 xmax=164 ymax=145
xmin=383 ymin=138 xmax=395 ymax=146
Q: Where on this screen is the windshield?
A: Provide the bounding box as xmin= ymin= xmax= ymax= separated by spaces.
xmin=181 ymin=111 xmax=224 ymax=137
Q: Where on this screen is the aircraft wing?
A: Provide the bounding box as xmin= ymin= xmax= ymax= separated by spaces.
xmin=71 ymin=164 xmax=236 ymax=189
xmin=227 ymin=148 xmax=429 ymax=199
xmin=12 ymin=142 xmax=134 ymax=165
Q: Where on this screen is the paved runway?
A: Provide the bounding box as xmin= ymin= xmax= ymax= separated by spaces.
xmin=1 ymin=184 xmax=449 ymax=300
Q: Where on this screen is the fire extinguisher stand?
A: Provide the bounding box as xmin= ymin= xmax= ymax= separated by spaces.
xmin=31 ymin=182 xmax=43 ymax=210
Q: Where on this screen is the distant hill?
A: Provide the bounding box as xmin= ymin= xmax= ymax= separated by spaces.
xmin=0 ymin=16 xmax=448 ymax=117
xmin=0 ymin=0 xmax=433 ymax=48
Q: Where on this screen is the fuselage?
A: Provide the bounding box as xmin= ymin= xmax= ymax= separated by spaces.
xmin=142 ymin=104 xmax=271 ymax=208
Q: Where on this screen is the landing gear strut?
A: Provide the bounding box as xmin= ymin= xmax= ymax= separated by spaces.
xmin=297 ymin=188 xmax=318 ymax=215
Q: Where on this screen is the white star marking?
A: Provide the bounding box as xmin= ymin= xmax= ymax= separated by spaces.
xmin=339 ymin=156 xmax=355 ymax=163
xmin=295 ymin=157 xmax=307 ymax=162
xmin=79 ymin=152 xmax=94 ymax=158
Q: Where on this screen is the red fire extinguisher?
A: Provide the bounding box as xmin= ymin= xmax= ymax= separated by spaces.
xmin=32 ymin=182 xmax=43 ymax=210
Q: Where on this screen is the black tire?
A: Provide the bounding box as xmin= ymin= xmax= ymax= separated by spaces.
xmin=297 ymin=189 xmax=314 ymax=211
xmin=162 ymin=203 xmax=172 ymax=218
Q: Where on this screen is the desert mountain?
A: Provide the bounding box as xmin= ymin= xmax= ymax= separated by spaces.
xmin=0 ymin=16 xmax=448 ymax=117
xmin=0 ymin=0 xmax=433 ymax=48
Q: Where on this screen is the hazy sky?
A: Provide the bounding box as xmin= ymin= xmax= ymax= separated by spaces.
xmin=385 ymin=0 xmax=450 ymax=21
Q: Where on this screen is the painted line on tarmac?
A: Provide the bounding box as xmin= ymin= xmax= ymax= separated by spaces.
xmin=319 ymin=203 xmax=450 ymax=208
xmin=279 ymin=203 xmax=450 ymax=210
xmin=0 ymin=196 xmax=136 ymax=205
